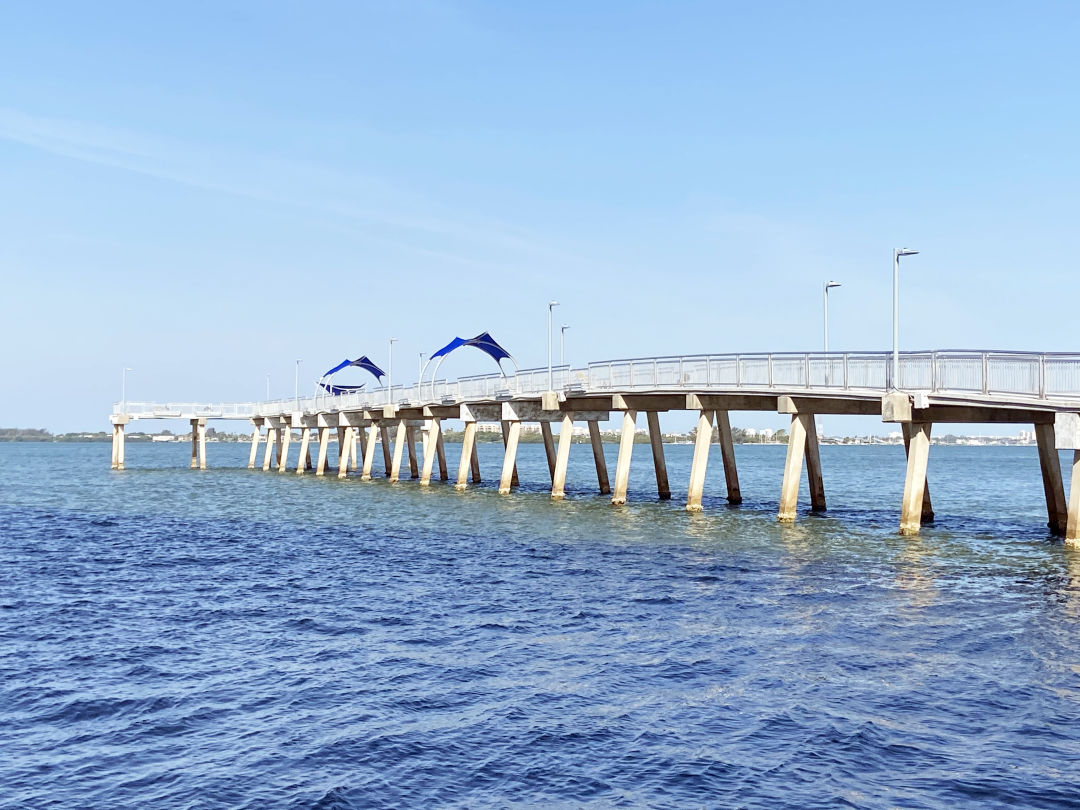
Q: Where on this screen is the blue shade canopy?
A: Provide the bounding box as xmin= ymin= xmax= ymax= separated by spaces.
xmin=319 ymin=382 xmax=365 ymax=395
xmin=321 ymin=356 xmax=387 ymax=381
xmin=430 ymin=332 xmax=513 ymax=363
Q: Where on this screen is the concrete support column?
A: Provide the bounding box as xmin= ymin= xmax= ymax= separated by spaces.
xmin=499 ymin=420 xmax=522 ymax=494
xmin=1066 ymin=450 xmax=1080 ymax=546
xmin=111 ymin=424 xmax=120 ymax=470
xmin=646 ymin=412 xmax=670 ymax=500
xmin=361 ymin=424 xmax=379 ymax=481
xmin=500 ymin=420 xmax=520 ymax=488
xmin=540 ymin=422 xmax=557 ymax=484
xmin=296 ymin=428 xmax=311 ymax=475
xmin=1035 ymin=422 xmax=1067 ymax=536
xmin=777 ymin=414 xmax=809 ymax=522
xmin=190 ymin=419 xmax=199 ymax=469
xmin=716 ymin=410 xmax=742 ymax=504
xmin=470 ymin=438 xmax=482 ymax=483
xmin=198 ymin=420 xmax=207 ymax=470
xmin=456 ymin=421 xmax=478 ymax=490
xmin=247 ymin=421 xmax=262 ymax=469
xmin=390 ymin=419 xmax=408 ymax=483
xmin=804 ymin=414 xmax=824 ymax=512
xmin=380 ymin=426 xmax=393 ymax=476
xmin=405 ymin=425 xmax=420 ymax=479
xmin=360 ymin=425 xmax=378 ymax=481
xmin=588 ymin=420 xmax=611 ymax=495
xmin=421 ymin=418 xmax=441 ymax=486
xmin=316 ymin=426 xmax=330 ymax=476
xmin=900 ymin=422 xmax=933 ymax=535
xmin=110 ymin=417 xmax=129 ymax=470
xmin=337 ymin=426 xmax=355 ymax=479
xmin=551 ymin=415 xmax=574 ymax=499
xmin=110 ymin=420 xmax=128 ymax=470
xmin=436 ymin=429 xmax=448 ymax=480
xmin=336 ymin=428 xmax=347 ymax=472
xmin=901 ymin=422 xmax=934 ymax=523
xmin=262 ymin=425 xmax=278 ymax=471
xmin=357 ymin=423 xmax=369 ymax=467
xmin=278 ymin=425 xmax=291 ymax=473
xmin=685 ymin=410 xmax=714 ymax=512
xmin=611 ymin=410 xmax=637 ymax=505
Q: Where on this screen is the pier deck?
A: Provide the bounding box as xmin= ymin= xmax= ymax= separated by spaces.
xmin=110 ymin=350 xmax=1080 ymax=541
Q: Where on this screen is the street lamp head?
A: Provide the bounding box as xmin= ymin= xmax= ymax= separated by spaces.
xmin=896 ymin=248 xmax=919 ymax=257
xmin=548 ymin=300 xmax=559 ymax=309
xmin=825 ymin=281 xmax=841 ymax=290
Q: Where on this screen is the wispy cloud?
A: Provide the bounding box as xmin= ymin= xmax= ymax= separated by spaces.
xmin=0 ymin=106 xmax=578 ymax=270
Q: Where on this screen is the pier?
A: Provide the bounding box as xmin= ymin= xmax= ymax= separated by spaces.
xmin=110 ymin=350 xmax=1080 ymax=542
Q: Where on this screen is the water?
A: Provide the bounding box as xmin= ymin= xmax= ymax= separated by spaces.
xmin=2 ymin=440 xmax=1080 ymax=808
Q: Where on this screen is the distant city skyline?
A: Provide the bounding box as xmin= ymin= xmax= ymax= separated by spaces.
xmin=3 ymin=2 xmax=1078 ymax=433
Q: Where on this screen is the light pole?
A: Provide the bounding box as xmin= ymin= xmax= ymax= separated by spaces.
xmin=388 ymin=337 xmax=398 ymax=404
xmin=547 ymin=301 xmax=559 ymax=390
xmin=418 ymin=352 xmax=425 ymax=400
xmin=892 ymin=248 xmax=920 ymax=389
xmin=295 ymin=359 xmax=302 ymax=408
xmin=560 ymin=324 xmax=569 ymax=366
xmin=823 ymin=281 xmax=841 ymax=354
xmin=121 ymin=367 xmax=132 ymax=413
xmin=266 ymin=374 xmax=270 ymax=401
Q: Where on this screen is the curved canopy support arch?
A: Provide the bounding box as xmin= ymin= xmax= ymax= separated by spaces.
xmin=421 ymin=332 xmax=518 ymax=400
xmin=319 ymin=355 xmax=387 ymax=396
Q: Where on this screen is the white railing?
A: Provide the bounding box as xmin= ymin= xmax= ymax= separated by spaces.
xmin=113 ymin=351 xmax=1080 ymax=418
xmin=585 ymin=351 xmax=1080 ymax=403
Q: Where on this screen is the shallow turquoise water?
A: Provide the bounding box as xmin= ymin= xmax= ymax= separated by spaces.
xmin=1 ymin=441 xmax=1079 ymax=808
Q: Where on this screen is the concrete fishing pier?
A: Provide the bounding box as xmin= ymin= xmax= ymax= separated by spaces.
xmin=111 ymin=350 xmax=1080 ymax=542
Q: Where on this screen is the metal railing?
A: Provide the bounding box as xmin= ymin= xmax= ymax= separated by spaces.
xmin=584 ymin=350 xmax=1080 ymax=403
xmin=113 ymin=351 xmax=1080 ymax=419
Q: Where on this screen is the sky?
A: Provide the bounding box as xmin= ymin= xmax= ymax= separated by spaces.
xmin=2 ymin=1 xmax=1078 ymax=434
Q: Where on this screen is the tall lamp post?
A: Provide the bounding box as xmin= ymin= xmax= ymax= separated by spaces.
xmin=823 ymin=281 xmax=841 ymax=354
xmin=892 ymin=248 xmax=920 ymax=389
xmin=121 ymin=367 xmax=133 ymax=413
xmin=295 ymin=359 xmax=302 ymax=409
xmin=560 ymin=324 xmax=569 ymax=366
xmin=547 ymin=301 xmax=559 ymax=390
xmin=388 ymin=337 xmax=398 ymax=405
xmin=418 ymin=352 xmax=425 ymax=401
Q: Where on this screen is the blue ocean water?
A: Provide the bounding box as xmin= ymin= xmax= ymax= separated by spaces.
xmin=2 ymin=440 xmax=1080 ymax=808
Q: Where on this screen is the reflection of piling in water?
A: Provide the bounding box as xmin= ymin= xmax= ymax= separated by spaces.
xmin=108 ymin=367 xmax=1080 ymax=541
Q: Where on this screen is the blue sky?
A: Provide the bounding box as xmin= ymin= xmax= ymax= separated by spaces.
xmin=2 ymin=1 xmax=1078 ymax=432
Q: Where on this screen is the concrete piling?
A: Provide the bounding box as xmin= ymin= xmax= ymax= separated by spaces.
xmin=611 ymin=410 xmax=636 ymax=505
xmin=900 ymin=422 xmax=932 ymax=535
xmin=588 ymin=420 xmax=611 ymax=495
xmin=646 ymin=412 xmax=670 ymax=500
xmin=498 ymin=420 xmax=521 ymax=494
xmin=551 ymin=414 xmax=574 ymax=499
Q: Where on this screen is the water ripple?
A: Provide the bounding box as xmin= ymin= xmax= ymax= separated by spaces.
xmin=2 ymin=443 xmax=1080 ymax=807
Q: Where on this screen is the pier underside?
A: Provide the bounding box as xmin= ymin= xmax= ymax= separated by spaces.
xmin=110 ymin=389 xmax=1080 ymax=543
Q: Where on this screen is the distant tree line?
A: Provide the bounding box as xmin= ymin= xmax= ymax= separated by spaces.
xmin=687 ymin=425 xmax=789 ymax=444
xmin=3 ymin=425 xmax=790 ymax=445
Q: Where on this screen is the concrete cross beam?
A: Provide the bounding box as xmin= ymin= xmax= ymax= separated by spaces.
xmin=686 ymin=393 xmax=778 ymax=411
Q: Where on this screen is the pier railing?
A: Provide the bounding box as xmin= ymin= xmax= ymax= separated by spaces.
xmin=583 ymin=351 xmax=1080 ymax=402
xmin=114 ymin=350 xmax=1080 ymax=419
